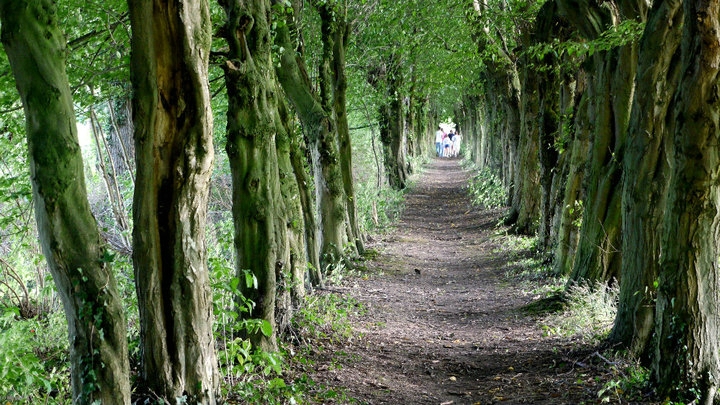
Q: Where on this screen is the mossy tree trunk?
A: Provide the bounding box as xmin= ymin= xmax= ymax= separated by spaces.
xmin=0 ymin=2 xmax=131 ymax=403
xmin=513 ymin=44 xmax=541 ymax=235
xmin=552 ymin=73 xmax=590 ymax=276
xmin=321 ymin=2 xmax=364 ymax=254
xmin=218 ymin=0 xmax=297 ymax=351
xmin=288 ymin=129 xmax=323 ymax=286
xmin=128 ymin=0 xmax=219 ymax=401
xmin=376 ymin=52 xmax=409 ymax=191
xmin=652 ymin=1 xmax=720 ymax=400
xmin=530 ymin=1 xmax=569 ymax=251
xmin=275 ymin=98 xmax=310 ymax=310
xmin=411 ymin=94 xmax=428 ymax=158
xmin=610 ymin=0 xmax=682 ymax=357
xmin=558 ymin=0 xmax=646 ymax=284
xmin=274 ymin=0 xmax=353 ymax=269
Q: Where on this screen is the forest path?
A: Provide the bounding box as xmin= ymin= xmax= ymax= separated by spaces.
xmin=307 ymin=158 xmax=607 ymax=404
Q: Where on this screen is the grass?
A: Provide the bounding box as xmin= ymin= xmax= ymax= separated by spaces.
xmin=494 ymin=232 xmax=659 ymax=403
xmin=541 ymin=281 xmax=618 ymax=343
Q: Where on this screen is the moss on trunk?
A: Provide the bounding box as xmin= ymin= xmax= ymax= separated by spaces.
xmin=0 ymin=1 xmax=131 ymax=403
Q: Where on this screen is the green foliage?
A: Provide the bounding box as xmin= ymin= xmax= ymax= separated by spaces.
xmin=542 ymin=282 xmax=618 ymax=342
xmin=209 ymin=246 xmax=303 ymax=404
xmin=597 ymin=360 xmax=651 ymax=404
xmin=466 ymin=166 xmax=507 ymax=209
xmin=0 ymin=307 xmax=71 ymax=403
xmin=356 ymin=183 xmax=405 ymax=235
xmin=524 ymin=20 xmax=646 ymax=70
xmin=291 ymin=293 xmax=362 ymax=344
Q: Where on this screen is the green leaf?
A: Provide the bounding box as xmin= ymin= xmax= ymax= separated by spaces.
xmin=230 ymin=276 xmax=240 ymax=292
xmin=244 ymin=271 xmax=258 ymax=290
xmin=269 ymin=377 xmax=286 ymax=389
xmin=260 ymin=319 xmax=273 ymax=337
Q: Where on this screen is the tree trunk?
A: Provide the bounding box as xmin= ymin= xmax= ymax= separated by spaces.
xmin=653 ymin=1 xmax=720 ymax=401
xmin=324 ymin=5 xmax=364 ymax=254
xmin=219 ymin=0 xmax=293 ymax=351
xmin=128 ymin=0 xmax=219 ymax=401
xmin=553 ymin=74 xmax=590 ymax=276
xmin=274 ymin=1 xmax=351 ymax=269
xmin=532 ymin=1 xmax=567 ymax=252
xmin=275 ymin=99 xmax=309 ymax=310
xmin=558 ymin=0 xmax=644 ymax=284
xmin=413 ymin=95 xmax=428 ymax=158
xmin=377 ymin=53 xmax=409 ymax=190
xmin=610 ymin=0 xmax=682 ymax=357
xmin=0 ymin=1 xmax=131 ymax=403
xmin=513 ymin=49 xmax=541 ymax=234
xmin=288 ymin=130 xmax=323 ymax=287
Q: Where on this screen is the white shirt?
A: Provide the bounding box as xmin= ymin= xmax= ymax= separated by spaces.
xmin=435 ymin=130 xmax=444 ymax=142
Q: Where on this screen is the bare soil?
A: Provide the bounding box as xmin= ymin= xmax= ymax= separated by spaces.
xmin=302 ymin=158 xmax=655 ymax=405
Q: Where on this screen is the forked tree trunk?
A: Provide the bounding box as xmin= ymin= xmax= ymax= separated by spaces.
xmin=653 ymin=1 xmax=720 ymax=401
xmin=274 ymin=0 xmax=351 ymax=269
xmin=219 ymin=0 xmax=310 ymax=347
xmin=128 ymin=0 xmax=219 ymax=401
xmin=0 ymin=1 xmax=131 ymax=403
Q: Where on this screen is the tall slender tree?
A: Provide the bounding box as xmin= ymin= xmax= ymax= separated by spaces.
xmin=0 ymin=1 xmax=131 ymax=402
xmin=127 ymin=0 xmax=219 ymax=401
xmin=274 ymin=0 xmax=357 ymax=268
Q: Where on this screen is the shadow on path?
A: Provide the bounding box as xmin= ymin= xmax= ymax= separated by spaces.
xmin=310 ymin=158 xmax=617 ymax=405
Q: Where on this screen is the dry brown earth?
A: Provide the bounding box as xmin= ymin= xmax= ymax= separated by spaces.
xmin=303 ymin=158 xmax=657 ymax=405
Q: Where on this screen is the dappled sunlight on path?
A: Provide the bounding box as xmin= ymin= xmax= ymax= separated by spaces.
xmin=309 ymin=158 xmax=618 ymax=404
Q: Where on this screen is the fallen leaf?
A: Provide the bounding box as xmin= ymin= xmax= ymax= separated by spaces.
xmin=449 ymin=376 xmax=457 ymax=381
xmin=440 ymin=401 xmax=454 ymax=405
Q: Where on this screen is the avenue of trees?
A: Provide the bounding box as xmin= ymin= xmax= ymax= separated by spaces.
xmin=0 ymin=0 xmax=470 ymax=403
xmin=2 ymin=0 xmax=720 ymax=403
xmin=457 ymin=0 xmax=720 ymax=402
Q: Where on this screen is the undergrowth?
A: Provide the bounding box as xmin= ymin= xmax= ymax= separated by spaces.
xmin=497 ymin=232 xmax=657 ymax=403
xmin=463 ymin=161 xmax=507 ymax=209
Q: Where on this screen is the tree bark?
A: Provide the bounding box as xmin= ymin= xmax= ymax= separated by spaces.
xmin=653 ymin=1 xmax=720 ymax=401
xmin=219 ymin=0 xmax=307 ymax=349
xmin=610 ymin=0 xmax=682 ymax=357
xmin=377 ymin=52 xmax=409 ymax=190
xmin=274 ymin=0 xmax=351 ymax=269
xmin=0 ymin=1 xmax=131 ymax=403
xmin=128 ymin=0 xmax=219 ymax=401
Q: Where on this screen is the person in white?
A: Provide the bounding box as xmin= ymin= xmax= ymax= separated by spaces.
xmin=452 ymin=133 xmax=462 ymax=157
xmin=434 ymin=126 xmax=444 ymax=157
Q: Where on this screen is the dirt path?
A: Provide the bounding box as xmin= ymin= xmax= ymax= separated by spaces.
xmin=308 ymin=158 xmax=617 ymax=404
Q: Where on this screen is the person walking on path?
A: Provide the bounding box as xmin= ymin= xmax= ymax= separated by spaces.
xmin=435 ymin=126 xmax=445 ymax=157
